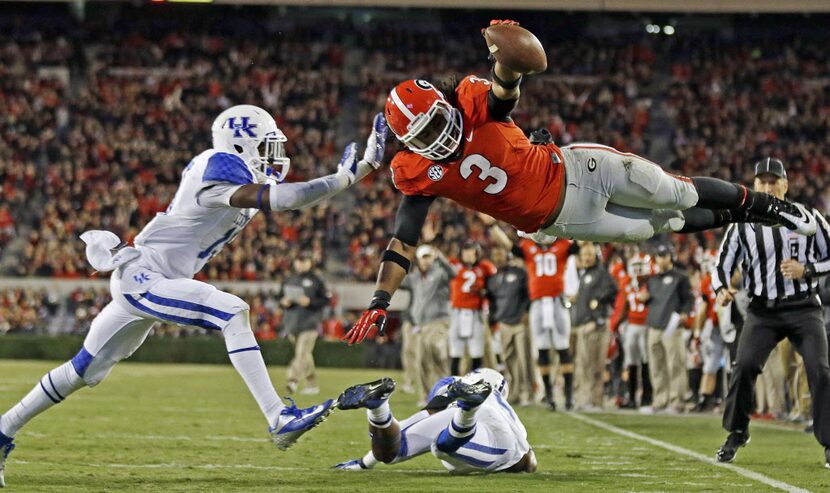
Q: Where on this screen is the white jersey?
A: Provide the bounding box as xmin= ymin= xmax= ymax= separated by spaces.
xmin=134 ymin=149 xmax=267 ymax=279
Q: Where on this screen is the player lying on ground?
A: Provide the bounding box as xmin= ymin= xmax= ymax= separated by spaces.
xmin=333 ymin=368 xmax=536 ymax=474
xmin=0 ymin=106 xmax=388 ymax=488
xmin=343 ymin=19 xmax=815 ymax=345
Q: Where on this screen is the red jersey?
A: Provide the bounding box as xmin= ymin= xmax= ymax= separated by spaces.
xmin=610 ymin=275 xmax=650 ymax=330
xmin=517 ymin=238 xmax=573 ymax=300
xmin=390 ymin=75 xmax=565 ymax=233
xmin=700 ymin=273 xmax=718 ymax=325
xmin=449 ymin=259 xmax=497 ymax=310
xmin=609 ymin=259 xmax=628 ymax=287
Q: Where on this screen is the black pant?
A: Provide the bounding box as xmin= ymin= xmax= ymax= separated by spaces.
xmin=722 ymin=304 xmax=830 ymax=447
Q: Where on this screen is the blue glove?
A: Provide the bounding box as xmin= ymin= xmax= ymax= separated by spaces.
xmin=336 ymin=142 xmax=359 ymax=185
xmin=361 ymin=112 xmax=388 ymax=168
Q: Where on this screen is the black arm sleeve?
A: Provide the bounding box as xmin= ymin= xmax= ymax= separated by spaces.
xmin=487 ymin=90 xmax=518 ymax=123
xmin=393 ymin=195 xmax=436 ymax=246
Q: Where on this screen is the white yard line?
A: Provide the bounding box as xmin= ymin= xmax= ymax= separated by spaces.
xmin=12 ymin=460 xmax=446 ymax=474
xmin=566 ymin=412 xmax=811 ymax=493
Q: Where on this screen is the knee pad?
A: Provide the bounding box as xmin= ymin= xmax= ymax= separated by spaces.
xmin=222 ymin=311 xmax=257 ymax=352
xmin=70 ymin=347 xmax=109 ymax=387
xmin=652 ymin=209 xmax=686 ymax=234
xmin=629 ymin=160 xmax=698 ymax=209
xmin=82 ymin=357 xmax=116 ymax=387
xmin=538 ymin=349 xmax=551 ymax=366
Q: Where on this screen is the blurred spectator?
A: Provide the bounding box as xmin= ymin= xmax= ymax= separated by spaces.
xmin=281 ymin=254 xmax=330 ymax=395
xmin=486 ymin=245 xmax=532 ymax=405
xmin=572 ymin=242 xmax=617 ymax=411
xmin=645 ymin=244 xmax=694 ymax=414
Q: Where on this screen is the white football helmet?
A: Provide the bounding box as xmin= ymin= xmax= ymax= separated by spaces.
xmin=211 ymin=104 xmax=290 ymax=183
xmin=462 ymin=368 xmax=508 ymax=400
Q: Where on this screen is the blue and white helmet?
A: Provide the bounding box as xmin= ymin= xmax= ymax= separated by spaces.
xmin=462 ymin=368 xmax=508 ymax=400
xmin=211 ymin=104 xmax=290 ymax=183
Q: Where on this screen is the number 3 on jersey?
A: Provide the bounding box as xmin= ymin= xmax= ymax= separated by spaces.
xmin=460 ymin=154 xmax=507 ymax=194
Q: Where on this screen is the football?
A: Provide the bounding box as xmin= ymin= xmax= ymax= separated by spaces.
xmin=483 ymin=24 xmax=548 ymax=74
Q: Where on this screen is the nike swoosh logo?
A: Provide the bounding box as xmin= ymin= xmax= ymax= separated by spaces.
xmin=466 ymin=130 xmax=474 ymax=142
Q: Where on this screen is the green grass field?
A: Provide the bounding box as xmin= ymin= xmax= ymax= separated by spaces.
xmin=0 ymin=360 xmax=827 ymax=492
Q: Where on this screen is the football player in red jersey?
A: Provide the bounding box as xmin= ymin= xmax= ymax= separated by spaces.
xmin=486 ymin=218 xmax=578 ymax=410
xmin=610 ymin=249 xmax=654 ymax=409
xmin=448 ymin=241 xmax=498 ymax=375
xmin=343 ymin=19 xmax=815 ymax=346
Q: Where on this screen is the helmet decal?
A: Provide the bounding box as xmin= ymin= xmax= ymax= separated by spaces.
xmin=226 ymin=116 xmax=258 ymax=138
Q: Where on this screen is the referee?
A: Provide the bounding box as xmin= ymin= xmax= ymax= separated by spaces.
xmin=713 ymin=158 xmax=830 ymax=468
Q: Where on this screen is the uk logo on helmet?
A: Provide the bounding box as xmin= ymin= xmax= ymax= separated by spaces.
xmin=227 ymin=117 xmax=258 ymax=138
xmin=427 ymin=165 xmax=444 ymax=181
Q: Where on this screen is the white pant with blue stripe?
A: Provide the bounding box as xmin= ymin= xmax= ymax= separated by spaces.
xmin=392 ymin=394 xmax=530 ymax=473
xmin=76 ymin=262 xmax=248 ymax=385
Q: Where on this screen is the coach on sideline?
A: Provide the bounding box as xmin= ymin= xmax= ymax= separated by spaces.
xmin=713 ymin=158 xmax=830 ymax=468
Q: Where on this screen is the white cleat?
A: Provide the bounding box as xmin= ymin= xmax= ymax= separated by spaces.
xmin=268 ymin=398 xmax=333 ymax=451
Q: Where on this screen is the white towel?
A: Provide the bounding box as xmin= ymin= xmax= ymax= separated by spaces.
xmin=80 ymin=230 xmax=140 ymax=273
xmin=662 ymin=312 xmax=682 ymax=342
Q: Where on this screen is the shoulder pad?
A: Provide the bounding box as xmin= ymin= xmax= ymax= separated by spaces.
xmin=203 ymin=152 xmax=254 ymax=185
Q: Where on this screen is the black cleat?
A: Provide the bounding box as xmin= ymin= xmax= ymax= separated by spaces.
xmin=619 ymin=400 xmax=637 ymax=410
xmin=336 ymin=378 xmax=396 ymax=410
xmin=716 ymin=431 xmax=750 ymax=463
xmin=543 ymin=395 xmax=557 ymax=412
xmin=447 ymin=379 xmax=492 ymax=410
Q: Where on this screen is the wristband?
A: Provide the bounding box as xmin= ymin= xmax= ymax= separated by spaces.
xmin=257 ymin=184 xmax=270 ymax=210
xmin=381 ymin=249 xmax=411 ymax=272
xmin=491 ymin=65 xmax=522 ymax=90
xmin=369 ymin=290 xmax=392 ymax=310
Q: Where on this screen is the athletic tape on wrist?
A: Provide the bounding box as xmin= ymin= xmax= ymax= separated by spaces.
xmin=269 ymin=183 xmax=278 ymax=211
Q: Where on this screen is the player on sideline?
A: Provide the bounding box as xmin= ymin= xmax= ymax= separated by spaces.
xmin=333 ymin=369 xmax=536 ymax=474
xmin=343 ymin=19 xmax=815 ymax=345
xmin=0 ymin=105 xmax=388 ymax=487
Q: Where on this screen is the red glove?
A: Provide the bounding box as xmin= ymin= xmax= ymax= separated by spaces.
xmin=344 ymin=308 xmax=388 ymax=345
xmin=343 ymin=290 xmax=391 ymax=345
xmin=481 ymin=19 xmax=520 ymax=35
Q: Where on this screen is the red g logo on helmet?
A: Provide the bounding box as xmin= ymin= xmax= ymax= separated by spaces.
xmin=384 ymin=79 xmax=464 ymax=161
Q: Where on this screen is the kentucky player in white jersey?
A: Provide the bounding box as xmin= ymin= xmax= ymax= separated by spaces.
xmin=0 ymin=105 xmax=388 ymax=487
xmin=333 ymin=369 xmax=537 ymax=474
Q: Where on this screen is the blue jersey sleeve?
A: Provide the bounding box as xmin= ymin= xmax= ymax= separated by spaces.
xmin=203 ymin=152 xmax=254 ymax=185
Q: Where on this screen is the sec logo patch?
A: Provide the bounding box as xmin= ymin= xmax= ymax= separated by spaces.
xmin=428 ymin=165 xmax=444 ymax=181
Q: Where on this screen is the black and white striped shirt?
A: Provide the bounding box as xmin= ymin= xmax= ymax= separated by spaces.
xmin=712 ymin=208 xmax=830 ymax=300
